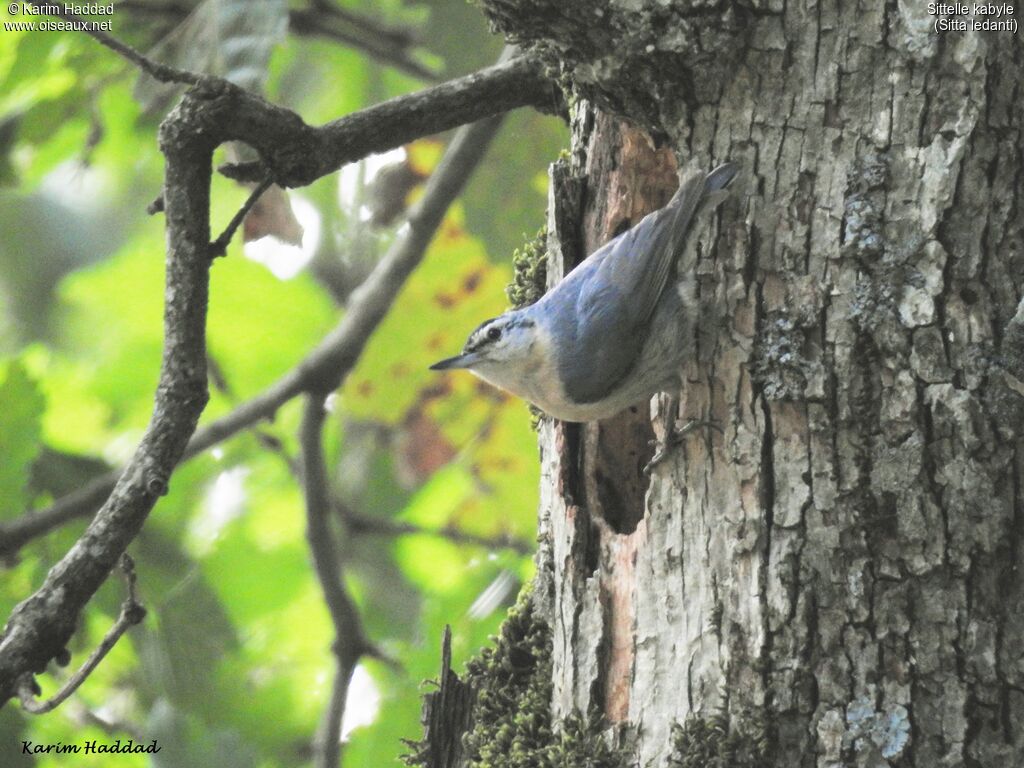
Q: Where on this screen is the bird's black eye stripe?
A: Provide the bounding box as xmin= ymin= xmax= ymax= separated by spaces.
xmin=462 ymin=315 xmax=531 ymax=353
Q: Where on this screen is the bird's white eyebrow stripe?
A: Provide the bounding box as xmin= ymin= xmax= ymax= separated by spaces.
xmin=464 ymin=316 xmax=535 ymax=353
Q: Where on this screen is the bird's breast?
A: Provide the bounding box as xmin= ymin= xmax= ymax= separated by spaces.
xmin=471 ymin=292 xmax=691 ymax=422
xmin=467 ymin=324 xmax=591 ymax=421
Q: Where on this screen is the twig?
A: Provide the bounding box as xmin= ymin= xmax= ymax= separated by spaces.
xmin=208 ymin=176 xmax=274 ymax=257
xmin=206 ymin=352 xmax=302 ymax=475
xmin=0 ymin=39 xmax=219 ymax=704
xmin=0 ymin=47 xmax=534 ymax=561
xmin=0 ymin=116 xmax=506 ymax=560
xmin=16 ymin=555 xmax=145 ymax=715
xmin=192 ymin=53 xmax=555 ymax=187
xmin=220 ymin=357 xmax=531 ymax=556
xmin=289 ymin=7 xmax=441 ymax=83
xmin=118 ymin=0 xmax=441 ymax=82
xmin=0 ymin=111 xmax=506 ymax=704
xmin=0 ymin=27 xmax=530 ymax=705
xmin=310 ymin=0 xmax=414 ymax=46
xmin=344 ymin=509 xmax=534 ymax=555
xmin=75 ymin=704 xmax=146 ymax=743
xmin=48 ymin=9 xmax=201 ymax=85
xmin=300 ymin=394 xmax=367 ymax=768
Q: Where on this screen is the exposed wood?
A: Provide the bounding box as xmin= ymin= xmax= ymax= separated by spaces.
xmin=488 ymin=1 xmax=1024 ymax=766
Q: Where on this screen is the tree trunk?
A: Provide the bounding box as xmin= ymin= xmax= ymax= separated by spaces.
xmin=429 ymin=3 xmax=1024 ymax=767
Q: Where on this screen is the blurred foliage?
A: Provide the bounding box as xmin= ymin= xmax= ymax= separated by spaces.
xmin=0 ymin=0 xmax=566 ymax=765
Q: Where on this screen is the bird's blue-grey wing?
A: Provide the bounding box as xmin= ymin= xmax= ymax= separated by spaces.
xmin=555 ymin=164 xmax=736 ymax=404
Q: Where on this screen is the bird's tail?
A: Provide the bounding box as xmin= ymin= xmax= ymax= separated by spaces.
xmin=672 ymin=162 xmax=738 ymax=274
xmin=705 ymin=162 xmax=738 ymax=192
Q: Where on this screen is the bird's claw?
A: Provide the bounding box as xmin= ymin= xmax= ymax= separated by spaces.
xmin=643 ymin=418 xmax=721 ymax=475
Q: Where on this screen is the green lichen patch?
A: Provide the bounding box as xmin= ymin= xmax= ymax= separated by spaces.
xmin=462 ymin=590 xmax=628 ymax=767
xmin=751 ymin=314 xmax=819 ymax=401
xmin=547 ymin=711 xmax=630 ymax=768
xmin=668 ymin=711 xmax=769 ymax=768
xmin=505 ymin=227 xmax=549 ymax=310
xmin=504 ymin=226 xmax=550 ymax=429
xmin=461 ymin=590 xmax=553 ymax=767
xmin=407 ymin=586 xmax=629 ymax=768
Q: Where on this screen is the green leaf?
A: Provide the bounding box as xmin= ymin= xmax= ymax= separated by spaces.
xmin=134 ymin=570 xmax=238 ymax=710
xmin=0 ymin=697 xmax=33 ymax=768
xmin=200 ymin=513 xmax=308 ymax=626
xmin=206 ymin=253 xmax=336 ymax=400
xmin=0 ymin=7 xmax=563 ymax=765
xmin=341 ymin=207 xmax=510 ymax=424
xmin=462 ymin=108 xmax=567 ymax=261
xmin=400 ymin=463 xmax=474 ymax=528
xmin=147 ymin=699 xmax=258 ymax=768
xmin=0 ymin=30 xmax=77 ymax=117
xmin=0 ymin=358 xmax=44 ymax=519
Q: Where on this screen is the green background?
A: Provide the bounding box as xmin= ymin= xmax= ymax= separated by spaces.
xmin=0 ymin=0 xmax=566 ymax=764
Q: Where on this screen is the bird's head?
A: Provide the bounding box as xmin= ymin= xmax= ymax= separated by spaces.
xmin=429 ymin=310 xmax=541 ymax=388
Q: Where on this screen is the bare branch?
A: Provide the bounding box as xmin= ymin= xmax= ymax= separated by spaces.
xmin=0 ymin=113 xmax=505 ymax=704
xmin=48 ymin=8 xmax=201 ymax=85
xmin=54 ymin=12 xmax=552 ymax=190
xmin=288 ymin=6 xmax=441 ymax=82
xmin=301 ymin=394 xmax=366 ymax=768
xmin=0 ymin=116 xmax=503 ymax=562
xmin=0 ymin=116 xmax=505 ymax=561
xmin=208 ymin=176 xmax=274 ymax=257
xmin=344 ymin=509 xmax=534 ymax=555
xmin=16 ymin=555 xmax=145 ymax=715
xmin=2 ymin=55 xmax=540 ymax=557
xmin=119 ymin=0 xmax=441 ymax=82
xmin=194 ymin=54 xmax=557 ymax=188
xmin=0 ymin=23 xmax=535 ymax=704
xmin=0 ymin=76 xmax=217 ymax=705
xmin=309 ymin=0 xmax=414 ymax=46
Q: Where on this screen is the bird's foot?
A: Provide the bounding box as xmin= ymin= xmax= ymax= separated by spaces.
xmin=643 ymin=418 xmax=721 ymax=475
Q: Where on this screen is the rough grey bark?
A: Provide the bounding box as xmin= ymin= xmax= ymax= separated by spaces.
xmin=489 ymin=2 xmax=1024 ymax=767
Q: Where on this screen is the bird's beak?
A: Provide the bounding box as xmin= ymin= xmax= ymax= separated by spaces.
xmin=429 ymin=352 xmax=478 ymax=371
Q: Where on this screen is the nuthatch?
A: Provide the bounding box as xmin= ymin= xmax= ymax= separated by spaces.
xmin=430 ymin=164 xmax=737 ymax=423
